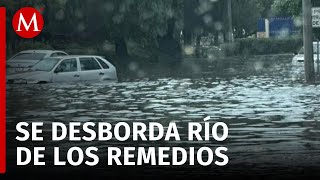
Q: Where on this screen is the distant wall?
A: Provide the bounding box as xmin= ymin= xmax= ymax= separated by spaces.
xmin=257 ymin=17 xmax=300 ymax=38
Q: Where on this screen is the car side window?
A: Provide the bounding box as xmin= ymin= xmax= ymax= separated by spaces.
xmin=55 ymin=59 xmax=78 ymax=73
xmin=80 ymin=58 xmax=102 ymax=71
xmin=57 ymin=52 xmax=68 ymax=56
xmin=11 ymin=53 xmax=46 ymax=60
xmin=50 ymin=53 xmax=59 ymax=57
xmin=51 ymin=52 xmax=68 ymax=57
xmin=299 ymin=47 xmax=304 ymax=54
xmin=95 ymin=57 xmax=110 ymax=69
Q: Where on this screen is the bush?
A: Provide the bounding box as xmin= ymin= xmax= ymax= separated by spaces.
xmin=220 ymin=37 xmax=303 ymax=56
xmin=201 ymin=46 xmax=224 ymax=59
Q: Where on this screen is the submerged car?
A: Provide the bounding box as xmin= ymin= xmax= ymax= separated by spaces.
xmin=7 ymin=50 xmax=68 ymax=74
xmin=7 ymin=55 xmax=117 ymax=84
xmin=292 ymin=42 xmax=320 ymax=71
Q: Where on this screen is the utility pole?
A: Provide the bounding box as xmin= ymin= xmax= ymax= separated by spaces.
xmin=303 ymin=0 xmax=315 ymax=83
xmin=226 ymin=0 xmax=233 ymax=42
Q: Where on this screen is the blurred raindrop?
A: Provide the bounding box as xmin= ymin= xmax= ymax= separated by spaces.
xmin=184 ymin=46 xmax=195 ymax=56
xmin=196 ymin=0 xmax=213 ymax=15
xmin=203 ymin=14 xmax=213 ymax=25
xmin=103 ymin=41 xmax=115 ymax=52
xmin=254 ymin=61 xmax=264 ymax=71
xmin=75 ymin=9 xmax=84 ymax=19
xmin=137 ymin=70 xmax=146 ymax=78
xmin=55 ymin=9 xmax=65 ymax=20
xmin=294 ymin=17 xmax=303 ymax=27
xmin=141 ymin=11 xmax=153 ymax=20
xmin=166 ymin=9 xmax=174 ymax=18
xmin=129 ymin=62 xmax=139 ymax=72
xmin=112 ymin=14 xmax=124 ymax=24
xmin=119 ymin=3 xmax=127 ymax=13
xmin=207 ymin=54 xmax=216 ymax=61
xmin=191 ymin=64 xmax=201 ymax=74
xmin=57 ymin=0 xmax=67 ymax=6
xmin=77 ymin=23 xmax=86 ymax=32
xmin=104 ymin=2 xmax=115 ymax=12
xmin=278 ymin=28 xmax=290 ymax=38
xmin=214 ymin=22 xmax=223 ymax=31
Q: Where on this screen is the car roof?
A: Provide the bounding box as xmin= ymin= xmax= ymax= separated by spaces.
xmin=18 ymin=50 xmax=67 ymax=54
xmin=55 ymin=55 xmax=104 ymax=59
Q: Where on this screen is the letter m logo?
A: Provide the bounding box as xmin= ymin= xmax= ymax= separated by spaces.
xmin=12 ymin=7 xmax=44 ymax=39
xmin=17 ymin=12 xmax=40 ymax=32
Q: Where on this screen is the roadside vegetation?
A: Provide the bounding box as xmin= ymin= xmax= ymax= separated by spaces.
xmin=1 ymin=0 xmax=320 ymax=61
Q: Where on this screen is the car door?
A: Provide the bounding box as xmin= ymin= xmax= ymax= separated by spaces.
xmin=52 ymin=58 xmax=80 ymax=83
xmin=79 ymin=57 xmax=104 ymax=81
xmin=95 ymin=57 xmax=117 ymax=80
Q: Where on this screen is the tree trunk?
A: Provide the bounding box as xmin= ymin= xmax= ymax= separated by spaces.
xmin=226 ymin=0 xmax=233 ymax=42
xmin=214 ymin=31 xmax=219 ymax=46
xmin=183 ymin=0 xmax=197 ymax=47
xmin=195 ymin=35 xmax=201 ymax=58
xmin=184 ymin=29 xmax=192 ymax=46
xmin=115 ymin=37 xmax=128 ymax=57
xmin=303 ymin=0 xmax=315 ymax=83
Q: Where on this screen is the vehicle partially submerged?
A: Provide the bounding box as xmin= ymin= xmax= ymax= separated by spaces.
xmin=292 ymin=42 xmax=320 ymax=72
xmin=7 ymin=55 xmax=117 ymax=84
xmin=7 ymin=50 xmax=68 ymax=74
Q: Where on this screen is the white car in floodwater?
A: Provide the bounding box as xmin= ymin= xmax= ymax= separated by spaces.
xmin=7 ymin=55 xmax=117 ymax=84
xmin=7 ymin=50 xmax=69 ymax=74
xmin=292 ymin=42 xmax=320 ymax=72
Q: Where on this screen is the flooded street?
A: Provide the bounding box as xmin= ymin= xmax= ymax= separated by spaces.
xmin=6 ymin=56 xmax=320 ymax=176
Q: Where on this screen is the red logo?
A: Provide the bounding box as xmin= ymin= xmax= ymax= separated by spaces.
xmin=12 ymin=7 xmax=44 ymax=39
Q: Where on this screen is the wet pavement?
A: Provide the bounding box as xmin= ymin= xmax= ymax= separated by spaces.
xmin=5 ymin=55 xmax=320 ymax=177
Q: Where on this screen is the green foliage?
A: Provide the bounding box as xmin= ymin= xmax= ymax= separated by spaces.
xmin=256 ymin=0 xmax=276 ymax=17
xmin=271 ymin=0 xmax=302 ymax=17
xmin=230 ymin=0 xmax=279 ymax=38
xmin=232 ymin=0 xmax=264 ymax=38
xmin=43 ymin=0 xmax=183 ymax=47
xmin=111 ymin=0 xmax=183 ymax=46
xmin=221 ymin=37 xmax=303 ymax=56
xmin=4 ymin=0 xmax=184 ymax=54
xmin=220 ymin=42 xmax=241 ymax=56
xmin=201 ymin=46 xmax=224 ymax=59
xmin=3 ymin=0 xmax=311 ymax=59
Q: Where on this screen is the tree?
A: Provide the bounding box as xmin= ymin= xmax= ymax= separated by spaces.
xmin=183 ymin=0 xmax=230 ymax=51
xmin=182 ymin=0 xmax=274 ymax=45
xmin=106 ymin=0 xmax=183 ymax=57
xmin=271 ymin=0 xmax=320 ymax=38
xmin=256 ymin=0 xmax=276 ymax=18
xmin=54 ymin=0 xmax=184 ymax=57
xmin=2 ymin=0 xmax=184 ymax=58
xmin=232 ymin=0 xmax=264 ymax=38
xmin=271 ymin=0 xmax=302 ymax=17
xmin=183 ymin=0 xmax=200 ymax=46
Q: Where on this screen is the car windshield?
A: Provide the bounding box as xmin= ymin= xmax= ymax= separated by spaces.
xmin=31 ymin=58 xmax=61 ymax=72
xmin=10 ymin=53 xmax=47 ymax=60
xmin=298 ymin=44 xmax=320 ymax=54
